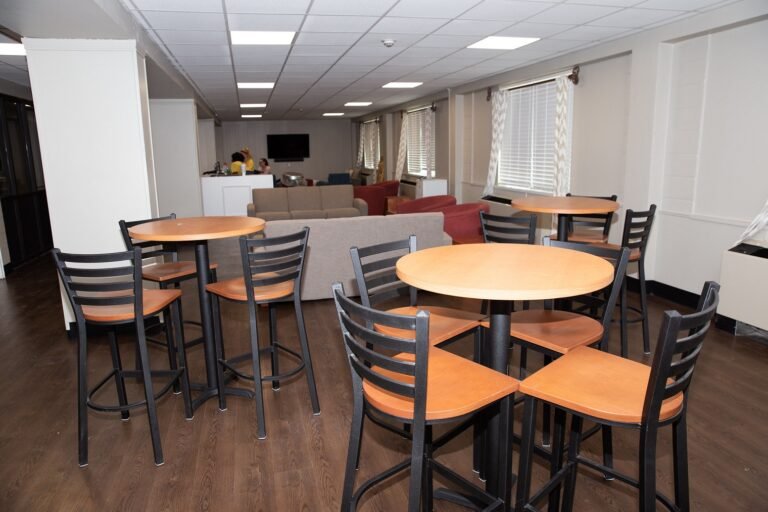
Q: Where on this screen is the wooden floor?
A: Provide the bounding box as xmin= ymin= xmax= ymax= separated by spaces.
xmin=1 ymin=254 xmax=766 ymax=511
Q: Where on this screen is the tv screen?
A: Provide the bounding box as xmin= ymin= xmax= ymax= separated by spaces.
xmin=267 ymin=134 xmax=310 ymax=161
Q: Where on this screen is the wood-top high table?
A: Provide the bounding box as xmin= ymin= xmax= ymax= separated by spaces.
xmin=396 ymin=243 xmax=614 ymax=504
xmin=128 ymin=216 xmax=265 ymax=411
xmin=512 ymin=196 xmax=619 ymax=241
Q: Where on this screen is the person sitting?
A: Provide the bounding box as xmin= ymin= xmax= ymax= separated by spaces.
xmin=230 ymin=152 xmax=245 ymax=176
xmin=258 ymin=158 xmax=271 ymax=174
xmin=241 ymin=147 xmax=255 ymax=173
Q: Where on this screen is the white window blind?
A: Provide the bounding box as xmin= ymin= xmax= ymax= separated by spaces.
xmin=361 ymin=120 xmax=380 ymax=169
xmin=406 ymin=108 xmax=435 ymax=177
xmin=497 ymin=80 xmax=558 ymax=193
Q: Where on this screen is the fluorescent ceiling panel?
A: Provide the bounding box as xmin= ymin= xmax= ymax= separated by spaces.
xmin=0 ymin=44 xmax=25 ymax=56
xmin=468 ymin=36 xmax=540 ymax=50
xmin=231 ymin=31 xmax=295 ymax=45
xmin=237 ymin=82 xmax=275 ymax=88
xmin=241 ymin=103 xmax=267 ymax=107
xmin=344 ymin=102 xmax=372 ymax=106
xmin=323 ymin=112 xmax=344 ymax=116
xmin=241 ymin=114 xmax=263 ymax=118
xmin=382 ymin=82 xmax=422 ymax=88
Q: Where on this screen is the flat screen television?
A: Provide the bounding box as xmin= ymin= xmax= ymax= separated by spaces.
xmin=267 ymin=133 xmax=310 ymax=161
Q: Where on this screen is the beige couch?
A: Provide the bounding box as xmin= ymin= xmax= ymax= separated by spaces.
xmin=246 ymin=184 xmax=367 ymax=221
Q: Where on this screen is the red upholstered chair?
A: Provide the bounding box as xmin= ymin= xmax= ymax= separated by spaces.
xmin=377 ymin=180 xmax=401 ymax=197
xmin=440 ymin=203 xmax=490 ymax=244
xmin=394 ymin=194 xmax=456 ymax=214
xmin=353 ymin=185 xmax=387 ymax=215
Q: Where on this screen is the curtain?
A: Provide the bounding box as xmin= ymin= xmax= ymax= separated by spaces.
xmin=364 ymin=120 xmax=380 ymax=170
xmin=356 ymin=122 xmax=365 ymax=168
xmin=424 ymin=108 xmax=435 ymax=177
xmin=394 ymin=112 xmax=408 ymax=181
xmin=482 ymin=89 xmax=510 ymax=197
xmin=551 ymin=76 xmax=574 ymax=230
xmin=735 ymin=198 xmax=768 ymax=246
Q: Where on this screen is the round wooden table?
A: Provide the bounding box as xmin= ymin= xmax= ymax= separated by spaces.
xmin=396 ymin=243 xmax=614 ymax=501
xmin=129 ymin=216 xmax=265 ymax=410
xmin=512 ymin=196 xmax=619 ymax=241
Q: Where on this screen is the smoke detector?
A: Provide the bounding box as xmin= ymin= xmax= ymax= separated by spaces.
xmin=381 ymin=39 xmax=396 ymax=48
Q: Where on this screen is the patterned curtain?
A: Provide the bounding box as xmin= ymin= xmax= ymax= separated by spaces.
xmin=394 ymin=112 xmax=408 ymax=181
xmin=424 ymin=108 xmax=435 ymax=177
xmin=356 ymin=122 xmax=365 ymax=168
xmin=482 ymin=89 xmax=510 ymax=197
xmin=736 ymin=197 xmax=768 ymax=246
xmin=551 ymin=76 xmax=574 ymax=230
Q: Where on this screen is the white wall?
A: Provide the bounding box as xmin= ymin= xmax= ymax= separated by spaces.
xmin=197 ymin=118 xmax=216 ymax=173
xmin=219 ymin=119 xmax=354 ymax=181
xmin=149 ymin=99 xmax=203 ymax=217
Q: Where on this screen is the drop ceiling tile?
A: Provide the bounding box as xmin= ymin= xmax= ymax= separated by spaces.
xmin=309 ymin=0 xmax=398 ymax=16
xmin=235 ymin=71 xmax=280 ymax=81
xmin=420 ymin=60 xmax=471 ymax=73
xmin=302 ymin=15 xmax=379 ymax=33
xmin=232 ymin=53 xmax=288 ymax=65
xmin=283 ymin=62 xmax=336 ymax=72
xmin=232 ymin=45 xmax=291 ymax=58
xmin=336 ymin=55 xmax=392 ymax=66
xmin=294 ymin=32 xmax=365 ymax=45
xmin=156 ymin=29 xmax=229 ymax=45
xmin=497 ymin=22 xmax=571 ymax=38
xmin=525 ymin=4 xmax=622 ymax=25
xmin=234 ymin=64 xmax=286 ymax=72
xmin=589 ymin=7 xmax=685 ymax=27
xmin=396 ymin=46 xmax=458 ymax=59
xmin=565 ymin=0 xmax=645 ymax=6
xmin=637 ymin=0 xmax=726 ymax=9
xmin=314 ymin=76 xmax=358 ymax=86
xmin=434 ymin=19 xmax=512 ymax=36
xmin=176 ymin=55 xmax=232 ymax=65
xmin=524 ymin=38 xmax=586 ymax=53
xmin=414 ymin=34 xmax=479 ymax=48
xmin=227 ymin=14 xmax=304 ymax=31
xmin=167 ymin=44 xmax=231 ymax=57
xmin=356 ymin=33 xmax=423 ymax=46
xmin=279 ymin=71 xmax=326 ymax=80
xmin=141 ymin=11 xmax=226 ymax=31
xmin=286 ymin=55 xmax=339 ymax=66
xmin=460 ymin=0 xmax=552 ymax=22
xmin=238 ymin=91 xmax=272 ymax=100
xmin=550 ymin=24 xmax=633 ymax=40
xmin=369 ymin=17 xmax=450 ymax=34
xmin=182 ymin=64 xmax=234 ymax=72
xmin=292 ymin=45 xmax=350 ymax=57
xmin=388 ymin=0 xmax=482 ymax=18
xmin=225 ymin=0 xmax=310 ymax=14
xmin=330 ymin=64 xmax=381 ymax=73
xmin=0 ymin=56 xmax=27 ymax=68
xmin=344 ymin=45 xmax=405 ymax=57
xmin=133 ymin=0 xmax=223 ymax=12
xmin=450 ymin=47 xmax=508 ymax=61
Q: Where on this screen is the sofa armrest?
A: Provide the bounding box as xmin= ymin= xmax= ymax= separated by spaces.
xmin=353 ymin=197 xmax=368 ymax=216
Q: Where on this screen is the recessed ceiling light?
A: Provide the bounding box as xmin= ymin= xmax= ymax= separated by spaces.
xmin=0 ymin=43 xmax=25 ymax=56
xmin=240 ymin=103 xmax=267 ymax=108
xmin=231 ymin=31 xmax=295 ymax=45
xmin=344 ymin=102 xmax=372 ymax=107
xmin=237 ymin=82 xmax=274 ymax=89
xmin=382 ymin=82 xmax=422 ymax=89
xmin=323 ymin=113 xmax=344 ymax=117
xmin=467 ymin=36 xmax=539 ymax=50
xmin=241 ymin=114 xmax=262 ymax=118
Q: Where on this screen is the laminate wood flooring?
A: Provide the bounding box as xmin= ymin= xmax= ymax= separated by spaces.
xmin=0 ymin=255 xmax=766 ymax=511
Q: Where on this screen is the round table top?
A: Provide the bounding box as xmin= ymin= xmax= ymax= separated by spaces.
xmin=128 ymin=216 xmax=265 ymax=242
xmin=512 ymin=196 xmax=619 ymax=215
xmin=396 ymin=244 xmax=614 ymax=301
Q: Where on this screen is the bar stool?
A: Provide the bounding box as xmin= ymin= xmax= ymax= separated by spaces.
xmin=515 ymin=281 xmax=719 ymax=512
xmin=562 ymin=193 xmax=618 ymax=243
xmin=332 ymin=283 xmax=519 ymax=512
xmin=53 ymin=247 xmax=193 ymax=466
xmin=206 ymin=228 xmax=319 ymax=439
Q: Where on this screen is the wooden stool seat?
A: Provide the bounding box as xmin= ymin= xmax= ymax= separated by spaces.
xmin=590 ymin=242 xmax=641 ymax=262
xmin=520 ymin=346 xmax=683 ymax=424
xmin=376 ymin=306 xmax=485 ymax=347
xmin=142 ymin=261 xmax=218 ymax=283
xmin=206 ymin=275 xmax=294 ymax=302
xmin=482 ymin=309 xmax=603 ymax=355
xmin=565 ymin=232 xmax=608 ymax=243
xmin=82 ymin=289 xmax=182 ymax=323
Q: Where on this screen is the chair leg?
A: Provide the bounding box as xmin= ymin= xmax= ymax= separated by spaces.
xmin=161 ymin=283 xmax=180 ymax=394
xmin=170 ymin=301 xmax=193 ymax=420
xmin=342 ymin=390 xmax=365 ymax=511
xmin=77 ymin=325 xmax=89 ymax=467
xmin=294 ymin=296 xmax=320 ymax=415
xmin=422 ymin=426 xmax=434 ymax=512
xmin=211 ymin=295 xmax=228 ymax=412
xmin=269 ymin=303 xmax=280 ymax=390
xmin=673 ymin=413 xmax=690 ymax=510
xmin=136 ymin=326 xmax=164 ymax=466
xmin=548 ymin=408 xmax=567 ymax=512
xmin=514 ymin=396 xmax=538 ymax=512
xmin=602 ymin=425 xmax=615 ymax=480
xmin=107 ymin=328 xmax=130 ymax=420
xmin=542 ymin=355 xmax=553 ymax=447
xmin=473 ymin=330 xmax=484 ymax=475
xmin=620 ymin=278 xmax=628 ymax=358
xmin=519 ymin=346 xmax=528 ymax=379
xmin=408 ymin=420 xmax=426 ymax=512
xmin=639 ymin=262 xmax=650 ymax=354
xmin=561 ymin=415 xmax=584 ymax=512
xmin=498 ymin=395 xmax=514 ymax=508
xmin=247 ymin=301 xmax=268 ymax=439
xmin=638 ymin=424 xmax=659 ymax=512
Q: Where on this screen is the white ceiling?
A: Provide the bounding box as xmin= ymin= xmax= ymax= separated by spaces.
xmin=0 ymin=0 xmax=736 ymax=120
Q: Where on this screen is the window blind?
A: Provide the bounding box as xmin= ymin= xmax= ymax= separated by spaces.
xmin=406 ymin=108 xmax=435 ymax=177
xmin=497 ymin=80 xmax=557 ymax=193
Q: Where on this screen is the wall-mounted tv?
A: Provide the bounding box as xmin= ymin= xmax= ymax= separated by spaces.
xmin=267 ymin=134 xmax=310 ymax=161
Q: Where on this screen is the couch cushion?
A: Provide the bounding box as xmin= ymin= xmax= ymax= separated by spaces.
xmin=257 ymin=211 xmax=292 ymax=221
xmin=253 ymin=188 xmax=288 ymax=213
xmin=320 ymin=185 xmax=353 ymax=209
xmin=287 ymin=187 xmax=323 ymax=211
xmin=290 ymin=210 xmax=327 ymax=219
xmin=325 ymin=207 xmax=361 ymax=218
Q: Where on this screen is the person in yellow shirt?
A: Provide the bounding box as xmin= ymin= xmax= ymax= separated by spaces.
xmin=230 ymin=151 xmax=245 ymax=175
xmin=241 ymin=147 xmax=255 ymax=173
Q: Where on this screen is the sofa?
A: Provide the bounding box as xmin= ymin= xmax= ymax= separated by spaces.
xmin=247 ymin=184 xmax=367 ymax=221
xmin=394 ymin=194 xmax=456 ymax=214
xmin=263 ymin=213 xmax=451 ymax=300
xmin=353 ymin=180 xmax=401 ymax=216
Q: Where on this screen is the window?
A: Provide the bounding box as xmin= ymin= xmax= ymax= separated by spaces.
xmin=497 ymin=80 xmax=563 ymax=193
xmin=406 ymin=108 xmax=435 ymax=177
xmin=360 ymin=120 xmax=380 ymax=169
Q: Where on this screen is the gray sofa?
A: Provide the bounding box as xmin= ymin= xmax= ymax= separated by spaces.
xmin=246 ymin=184 xmax=367 ymax=221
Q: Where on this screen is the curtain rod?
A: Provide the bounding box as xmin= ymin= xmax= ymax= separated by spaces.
xmin=490 ymin=66 xmax=580 ymax=98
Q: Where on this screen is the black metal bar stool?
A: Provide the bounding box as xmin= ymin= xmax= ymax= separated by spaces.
xmin=53 ymin=247 xmax=193 ymax=467
xmin=206 ymin=227 xmax=319 ymax=439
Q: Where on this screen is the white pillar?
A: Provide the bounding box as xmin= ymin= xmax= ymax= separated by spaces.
xmin=24 ymin=38 xmax=158 ymax=326
xmin=149 ymin=99 xmax=203 ymax=217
